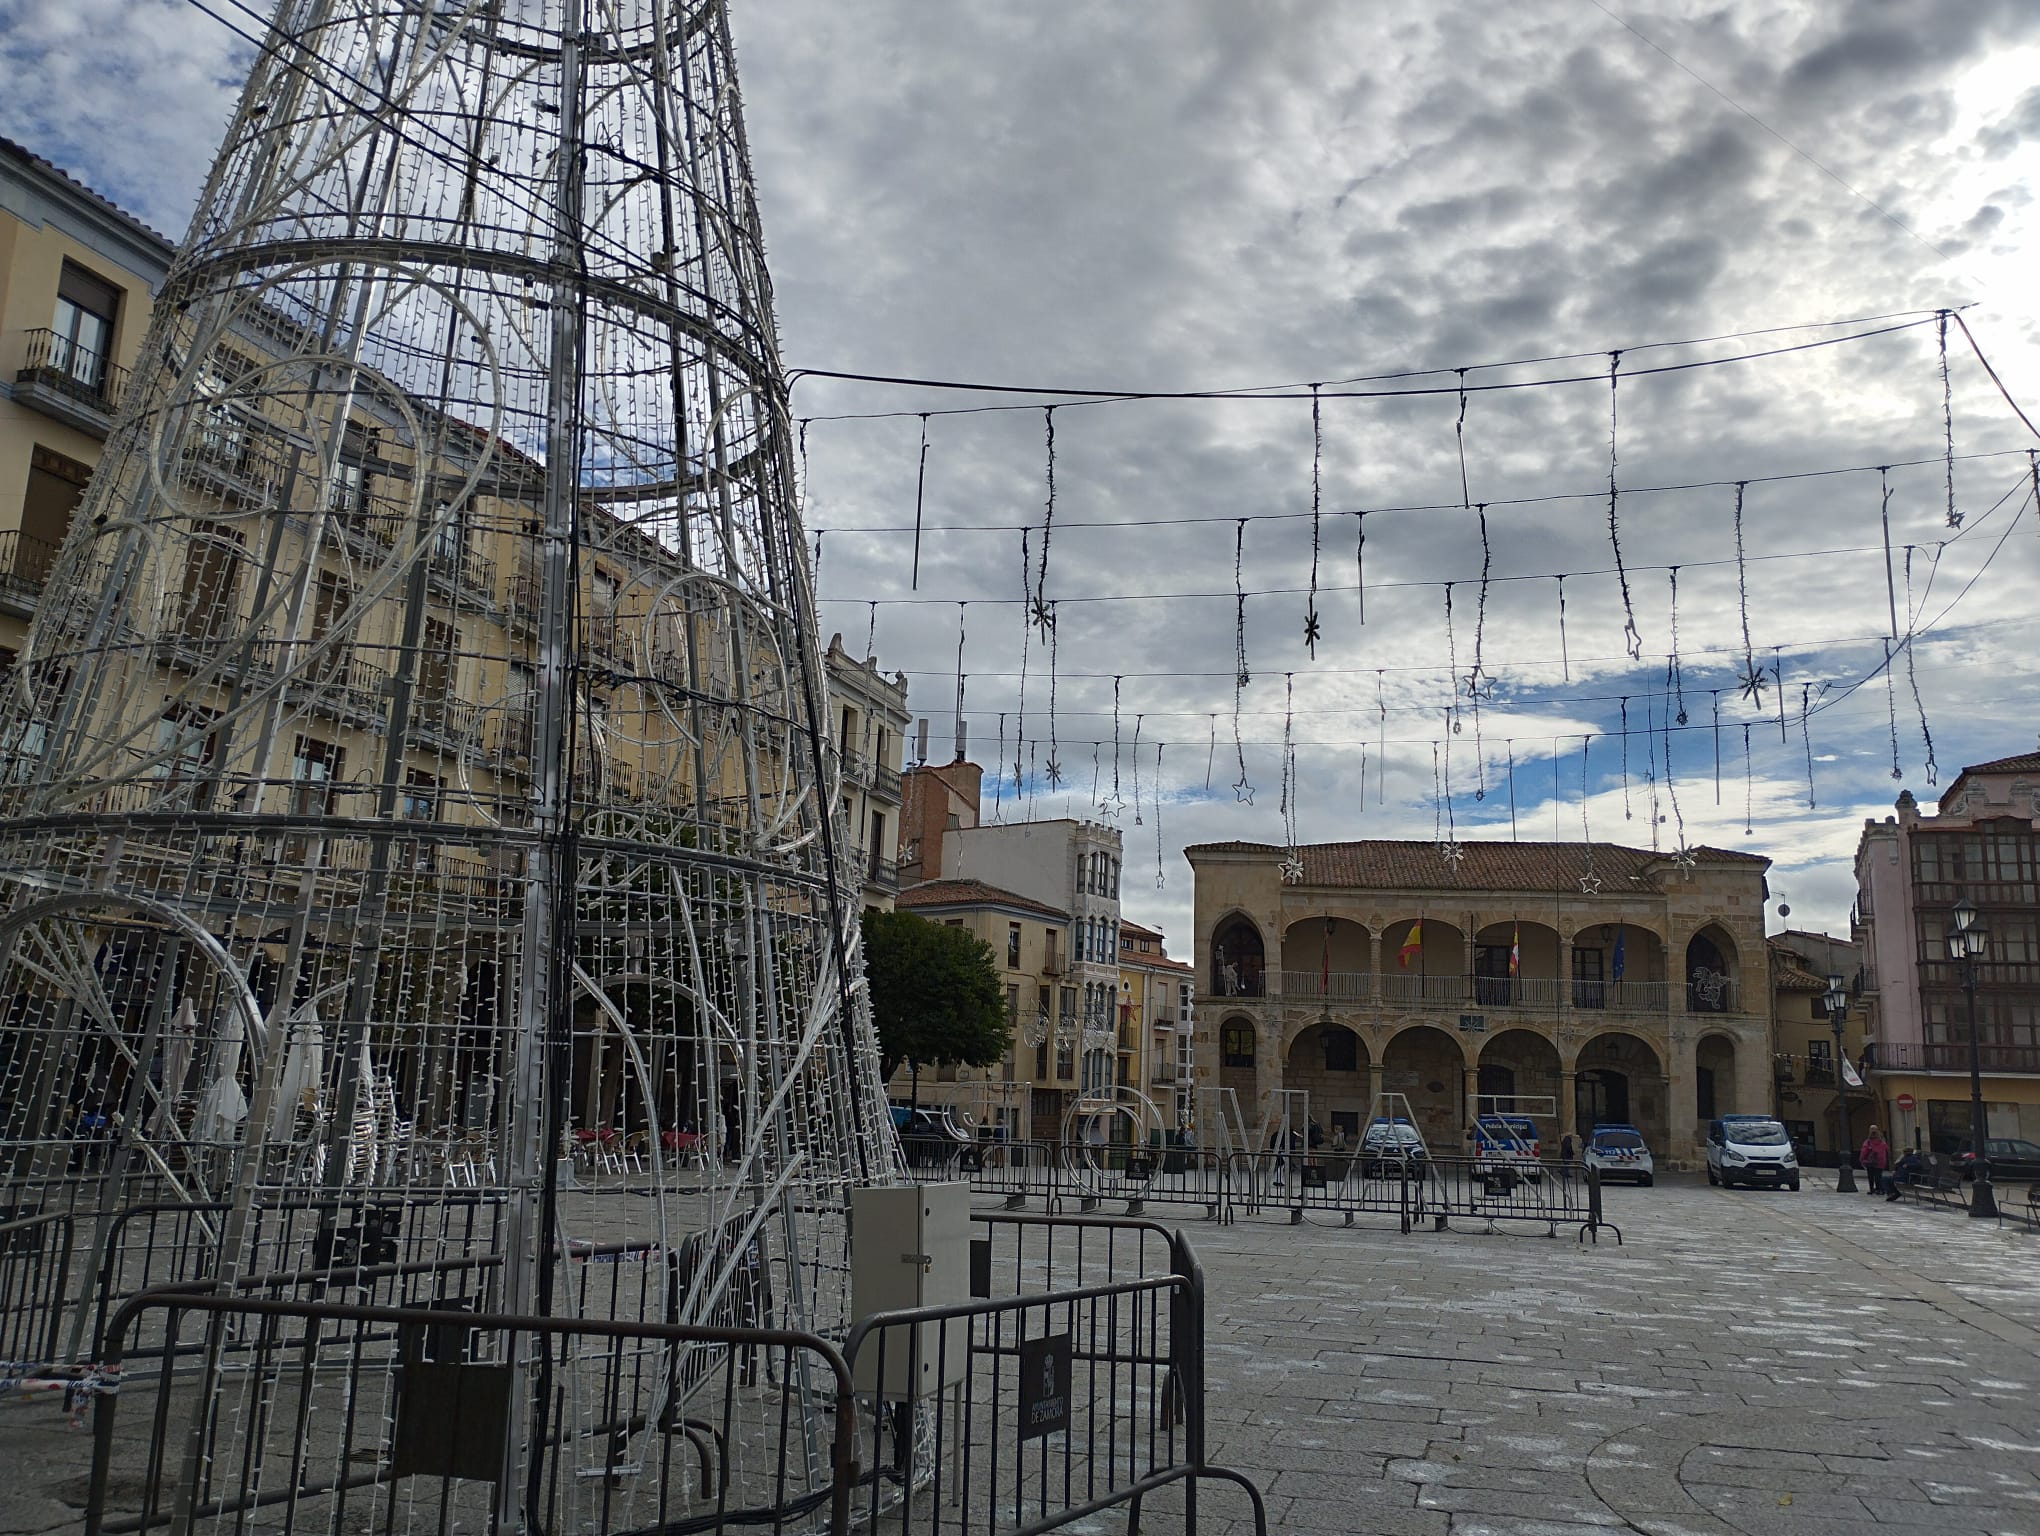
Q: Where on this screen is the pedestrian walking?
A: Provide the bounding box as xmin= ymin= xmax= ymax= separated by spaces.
xmin=1858 ymin=1125 xmax=1890 ymax=1197
xmin=1559 ymin=1132 xmax=1577 ymax=1182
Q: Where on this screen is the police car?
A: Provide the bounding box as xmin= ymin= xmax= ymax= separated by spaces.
xmin=1583 ymin=1123 xmax=1655 ymax=1185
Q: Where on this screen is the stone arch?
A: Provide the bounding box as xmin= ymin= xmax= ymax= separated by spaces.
xmin=1477 ymin=1028 xmax=1562 ymax=1140
xmin=1279 ymin=915 xmax=1370 ymax=1001
xmin=1566 ymin=919 xmax=1666 ymax=1009
xmin=1380 ymin=917 xmax=1466 ymax=1004
xmin=1573 ymin=1030 xmax=1667 ymax=1154
xmin=1381 ymin=1023 xmax=1467 ymax=1150
xmin=1283 ymin=1020 xmax=1370 ymax=1144
xmin=1471 ymin=919 xmax=1562 ymax=1006
xmin=1685 ymin=924 xmax=1739 ymax=1013
xmin=1695 ymin=1030 xmax=1738 ymax=1120
xmin=1210 ymin=911 xmax=1267 ymax=998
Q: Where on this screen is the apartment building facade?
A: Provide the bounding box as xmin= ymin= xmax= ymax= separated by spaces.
xmin=1853 ymin=755 xmax=2040 ymax=1152
xmin=822 ymin=633 xmax=908 ymax=911
xmin=891 ymin=875 xmax=1067 ymax=1141
xmin=1118 ymin=920 xmax=1194 ymax=1131
xmin=1186 ymin=838 xmax=1773 ymax=1166
xmin=0 ymin=137 xmax=174 ymax=663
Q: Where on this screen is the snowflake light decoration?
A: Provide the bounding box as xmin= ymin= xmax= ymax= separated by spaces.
xmin=1279 ymin=852 xmax=1305 ymax=885
xmin=1439 ymin=840 xmax=1466 ymax=870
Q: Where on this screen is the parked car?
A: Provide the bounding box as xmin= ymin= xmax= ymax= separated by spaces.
xmin=1470 ymin=1114 xmax=1543 ymax=1185
xmin=1583 ymin=1124 xmax=1654 ymax=1186
xmin=1705 ymin=1114 xmax=1799 ymax=1190
xmin=889 ymin=1104 xmax=972 ymax=1166
xmin=1358 ymin=1117 xmax=1428 ymax=1178
xmin=1956 ymin=1138 xmax=2040 ymax=1182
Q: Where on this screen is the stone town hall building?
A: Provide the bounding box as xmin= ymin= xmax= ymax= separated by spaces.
xmin=1184 ymin=840 xmax=1772 ymax=1167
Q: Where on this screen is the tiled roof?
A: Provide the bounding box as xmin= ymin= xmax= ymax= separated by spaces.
xmin=0 ymin=136 xmax=175 ymax=249
xmin=895 ymin=878 xmax=1066 ymax=921
xmin=1183 ymin=838 xmax=1766 ymax=893
xmin=1768 ymin=945 xmax=1829 ymax=992
xmin=1954 ymin=751 xmax=2040 ymax=776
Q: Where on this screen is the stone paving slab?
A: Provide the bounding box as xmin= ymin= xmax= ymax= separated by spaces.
xmin=1172 ymin=1176 xmax=2040 ymax=1534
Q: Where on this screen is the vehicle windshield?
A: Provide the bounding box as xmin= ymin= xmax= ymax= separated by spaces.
xmin=1593 ymin=1130 xmax=1645 ymax=1150
xmin=1726 ymin=1120 xmax=1789 ymax=1146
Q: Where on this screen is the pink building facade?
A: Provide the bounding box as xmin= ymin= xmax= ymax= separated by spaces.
xmin=1853 ymin=751 xmax=2040 ymax=1151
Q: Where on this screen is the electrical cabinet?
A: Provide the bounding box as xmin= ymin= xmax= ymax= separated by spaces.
xmin=850 ymin=1181 xmax=970 ymax=1398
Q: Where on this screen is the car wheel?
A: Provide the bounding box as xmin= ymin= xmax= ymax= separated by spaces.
xmin=1706 ymin=1166 xmax=1718 ymax=1186
xmin=1640 ymin=1174 xmax=1653 ymax=1187
xmin=1787 ymin=1178 xmax=1800 ymax=1191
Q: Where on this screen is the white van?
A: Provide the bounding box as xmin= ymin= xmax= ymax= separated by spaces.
xmin=1706 ymin=1115 xmax=1800 ymax=1190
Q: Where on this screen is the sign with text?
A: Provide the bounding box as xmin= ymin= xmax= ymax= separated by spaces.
xmin=1018 ymin=1332 xmax=1072 ymax=1441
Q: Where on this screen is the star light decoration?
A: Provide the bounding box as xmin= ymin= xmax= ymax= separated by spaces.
xmin=1736 ymin=662 xmax=1767 ymax=709
xmin=1302 ymin=607 xmax=1321 ymax=655
xmin=1044 ymin=757 xmax=1064 ymax=789
xmin=1672 ymin=845 xmax=1700 ymax=880
xmin=1030 ymin=596 xmax=1057 ymax=636
xmin=1279 ymin=851 xmax=1305 ymax=884
xmin=1578 ymin=871 xmax=1604 ymax=895
xmin=1438 ymin=840 xmax=1467 ymax=870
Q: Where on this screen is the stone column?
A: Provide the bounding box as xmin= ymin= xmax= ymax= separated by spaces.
xmin=1732 ymin=1020 xmax=1769 ymax=1120
xmin=1558 ymin=936 xmax=1574 ymax=1012
xmin=1666 ymin=1026 xmax=1699 ymax=1166
xmin=1367 ymin=1060 xmax=1385 ymax=1120
xmin=1368 ymin=928 xmax=1383 ymax=988
xmin=1560 ymin=1069 xmax=1578 ymax=1140
xmin=1463 ymin=1063 xmax=1481 ymax=1130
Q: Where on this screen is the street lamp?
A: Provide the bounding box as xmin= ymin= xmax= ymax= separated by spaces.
xmin=1946 ymin=896 xmax=1997 ymax=1219
xmin=1825 ymin=973 xmax=1855 ymax=1193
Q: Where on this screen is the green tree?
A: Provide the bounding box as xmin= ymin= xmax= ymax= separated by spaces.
xmin=860 ymin=907 xmax=1010 ymax=1088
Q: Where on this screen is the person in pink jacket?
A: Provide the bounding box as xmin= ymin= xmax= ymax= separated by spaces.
xmin=1859 ymin=1126 xmax=1890 ymax=1197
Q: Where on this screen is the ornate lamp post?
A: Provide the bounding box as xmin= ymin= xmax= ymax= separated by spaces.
xmin=1825 ymin=973 xmax=1855 ymax=1193
xmin=1946 ymin=897 xmax=1998 ymax=1219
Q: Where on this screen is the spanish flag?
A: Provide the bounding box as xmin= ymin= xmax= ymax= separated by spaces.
xmin=1510 ymin=923 xmax=1520 ymax=978
xmin=1398 ymin=920 xmax=1423 ymax=969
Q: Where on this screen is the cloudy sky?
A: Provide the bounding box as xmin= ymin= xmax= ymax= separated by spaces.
xmin=5 ymin=0 xmax=2040 ymax=951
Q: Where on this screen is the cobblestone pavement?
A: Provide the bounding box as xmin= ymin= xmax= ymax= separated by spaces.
xmin=1181 ymin=1175 xmax=2040 ymax=1536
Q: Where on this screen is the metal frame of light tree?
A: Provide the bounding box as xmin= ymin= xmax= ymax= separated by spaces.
xmin=0 ymin=0 xmax=896 ymax=1513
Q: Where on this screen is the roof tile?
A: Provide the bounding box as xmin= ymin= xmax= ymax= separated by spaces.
xmin=1183 ymin=838 xmax=1767 ymax=893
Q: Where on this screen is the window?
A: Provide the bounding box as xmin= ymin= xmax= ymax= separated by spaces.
xmin=402 ymin=769 xmax=440 ymax=821
xmin=1007 ymin=923 xmax=1021 ymax=969
xmin=1111 ymin=857 xmax=1121 ymax=898
xmin=1220 ymin=1023 xmax=1255 ymax=1069
xmin=416 ymin=616 xmax=456 ymax=725
xmin=1043 ymin=928 xmax=1059 ymax=971
xmin=1005 ymin=983 xmax=1019 ymax=1027
xmin=432 ymin=502 xmax=464 ymax=564
xmin=1060 ymin=986 xmax=1076 ymax=1029
xmin=1177 ymin=982 xmax=1191 ymax=1025
xmin=326 ymin=458 xmax=366 ymax=515
xmin=1074 ymin=923 xmax=1086 ymax=965
xmin=309 ymin=571 xmax=353 ymax=683
xmin=1056 ymin=1036 xmax=1074 ymax=1080
xmin=177 ymin=523 xmax=245 ymax=645
xmin=290 ymin=737 xmax=343 ymax=816
xmin=151 ymin=708 xmax=218 ymax=790
xmin=867 ymin=811 xmax=886 ymax=879
xmin=50 ymin=263 xmax=119 ymax=391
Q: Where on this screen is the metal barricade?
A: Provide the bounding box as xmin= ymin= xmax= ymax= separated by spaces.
xmin=84 ymin=1292 xmax=857 ymax=1536
xmin=944 ymin=1141 xmax=1236 ymax=1223
xmin=1221 ymin=1150 xmax=1621 ymax=1242
xmin=0 ymin=1207 xmax=76 ymax=1378
xmin=845 ymin=1212 xmax=1267 ymax=1535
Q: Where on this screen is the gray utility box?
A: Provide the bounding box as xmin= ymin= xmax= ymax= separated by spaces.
xmin=851 ymin=1181 xmax=970 ymax=1398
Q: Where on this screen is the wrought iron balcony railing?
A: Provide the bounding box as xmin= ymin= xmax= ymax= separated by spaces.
xmin=15 ymin=327 xmax=130 ymax=420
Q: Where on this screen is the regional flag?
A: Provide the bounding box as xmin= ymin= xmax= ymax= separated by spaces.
xmin=1398 ymin=921 xmax=1423 ymax=969
xmin=1509 ymin=923 xmax=1520 ymax=978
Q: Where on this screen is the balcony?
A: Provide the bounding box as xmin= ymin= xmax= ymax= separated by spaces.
xmin=1041 ymin=950 xmax=1062 ymax=976
xmin=866 ymin=855 xmax=898 ymax=894
xmin=0 ymin=531 xmax=61 ymax=605
xmin=14 ymin=328 xmax=129 ymax=436
xmin=872 ymin=762 xmax=902 ymax=802
xmin=1263 ymin=970 xmax=1721 ymax=1014
xmin=1875 ymin=1041 xmax=2040 ymax=1076
xmin=1150 ymin=1064 xmax=1179 ymax=1087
